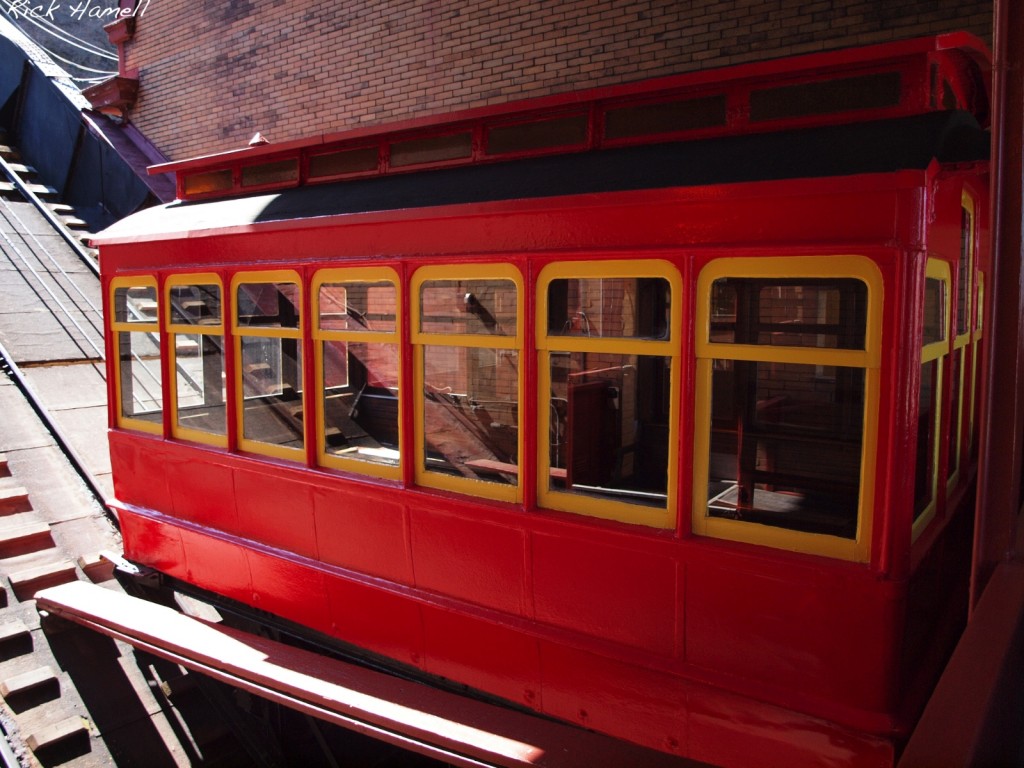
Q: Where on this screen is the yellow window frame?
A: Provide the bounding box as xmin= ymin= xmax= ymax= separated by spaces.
xmin=166 ymin=273 xmax=227 ymax=448
xmin=231 ymin=270 xmax=305 ymax=462
xmin=312 ymin=267 xmax=402 ymax=480
xmin=692 ymin=256 xmax=883 ymax=562
xmin=914 ymin=258 xmax=951 ymax=539
xmin=969 ymin=269 xmax=984 ymax=452
xmin=947 ymin=193 xmax=975 ymax=491
xmin=535 ymin=259 xmax=681 ymax=529
xmin=410 ymin=263 xmax=524 ymax=503
xmin=109 ymin=275 xmax=163 ymax=435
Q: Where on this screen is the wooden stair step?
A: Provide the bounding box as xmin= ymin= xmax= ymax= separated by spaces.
xmin=9 ymin=561 xmax=77 ymax=601
xmin=0 ymin=145 xmax=21 ymax=161
xmin=0 ymin=487 xmax=31 ymax=515
xmin=76 ymin=553 xmax=114 ymax=583
xmin=25 ymin=715 xmax=89 ymax=755
xmin=23 ymin=182 xmax=57 ymax=197
xmin=60 ymin=216 xmax=89 ymax=229
xmin=0 ymin=521 xmax=52 ymax=555
xmin=0 ymin=665 xmax=60 ymax=709
xmin=5 ymin=162 xmax=35 ymax=176
xmin=0 ymin=619 xmax=32 ymax=659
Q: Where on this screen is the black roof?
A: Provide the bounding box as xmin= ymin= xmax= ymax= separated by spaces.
xmin=98 ymin=110 xmax=989 ymax=242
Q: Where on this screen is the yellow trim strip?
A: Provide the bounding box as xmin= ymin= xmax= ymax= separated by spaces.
xmin=537 ymin=336 xmax=676 ymax=355
xmin=316 ymin=329 xmax=396 ymax=344
xmin=696 ymin=343 xmax=874 ymax=368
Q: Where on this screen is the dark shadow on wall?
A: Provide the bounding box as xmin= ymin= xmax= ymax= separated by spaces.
xmin=0 ymin=33 xmax=168 ymax=234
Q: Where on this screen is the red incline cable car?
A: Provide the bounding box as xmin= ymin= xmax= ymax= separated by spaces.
xmin=93 ymin=34 xmax=991 ymax=767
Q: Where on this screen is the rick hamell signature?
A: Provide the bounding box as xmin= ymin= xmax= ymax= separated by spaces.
xmin=6 ymin=0 xmax=148 ymax=21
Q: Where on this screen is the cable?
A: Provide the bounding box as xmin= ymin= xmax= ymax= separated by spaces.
xmin=25 ymin=45 xmax=117 ymax=74
xmin=0 ymin=0 xmax=118 ymax=59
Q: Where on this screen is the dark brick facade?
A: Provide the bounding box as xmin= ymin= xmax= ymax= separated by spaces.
xmin=123 ymin=0 xmax=993 ymax=160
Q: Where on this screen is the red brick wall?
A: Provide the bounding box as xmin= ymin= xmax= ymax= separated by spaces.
xmin=125 ymin=0 xmax=993 ymax=160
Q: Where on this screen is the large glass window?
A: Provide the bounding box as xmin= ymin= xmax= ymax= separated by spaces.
xmin=411 ymin=265 xmax=523 ymax=503
xmin=167 ymin=276 xmax=226 ymax=446
xmin=914 ymin=260 xmax=950 ymax=536
xmin=947 ymin=198 xmax=975 ymax=488
xmin=970 ymin=270 xmax=984 ymax=461
xmin=693 ymin=258 xmax=882 ymax=561
xmin=313 ymin=269 xmax=401 ymax=479
xmin=538 ymin=262 xmax=680 ymax=529
xmin=232 ymin=272 xmax=305 ymax=460
xmin=110 ymin=277 xmax=163 ymax=434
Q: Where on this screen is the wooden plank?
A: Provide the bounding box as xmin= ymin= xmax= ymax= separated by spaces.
xmin=464 ymin=459 xmax=567 ymax=480
xmin=10 ymin=562 xmax=77 ymax=600
xmin=1 ymin=665 xmax=58 ymax=699
xmin=36 ymin=581 xmax=699 ymax=768
xmin=0 ymin=520 xmax=51 ymax=553
xmin=0 ymin=487 xmax=30 ymax=515
xmin=25 ymin=715 xmax=87 ymax=752
xmin=0 ymin=620 xmax=31 ymax=659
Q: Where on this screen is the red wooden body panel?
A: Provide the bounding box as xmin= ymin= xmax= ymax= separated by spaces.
xmin=235 ymin=467 xmax=318 ymax=560
xmin=313 ymin=486 xmax=413 ymax=584
xmin=410 ymin=506 xmax=529 ymax=615
xmin=685 ymin=553 xmax=902 ymax=714
xmin=100 ymin=160 xmax=988 ymax=766
xmin=97 ymin=179 xmax=916 ymax=264
xmin=532 ymin=533 xmax=679 ymax=654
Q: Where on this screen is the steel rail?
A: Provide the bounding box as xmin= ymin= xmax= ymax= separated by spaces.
xmin=0 ymin=720 xmax=20 ymax=768
xmin=0 ymin=337 xmax=112 ymax=512
xmin=0 ymin=207 xmax=105 ymax=361
xmin=0 ymin=194 xmax=103 ymax=317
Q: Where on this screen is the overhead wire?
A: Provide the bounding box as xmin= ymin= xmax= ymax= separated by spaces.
xmin=0 ymin=0 xmax=118 ymax=81
xmin=0 ymin=0 xmax=118 ymax=59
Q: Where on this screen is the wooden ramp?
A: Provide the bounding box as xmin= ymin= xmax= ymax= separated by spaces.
xmin=36 ymin=581 xmax=701 ymax=768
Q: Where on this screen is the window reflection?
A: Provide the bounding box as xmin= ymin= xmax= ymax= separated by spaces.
xmin=169 ymin=283 xmax=225 ymax=440
xmin=117 ymin=331 xmax=163 ymax=423
xmin=704 ymin=278 xmax=869 ymax=539
xmin=416 ymin=275 xmax=520 ymax=492
xmin=236 ymin=280 xmax=304 ymax=454
xmin=317 ymin=279 xmax=400 ymax=471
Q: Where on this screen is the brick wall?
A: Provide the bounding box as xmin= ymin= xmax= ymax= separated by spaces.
xmin=125 ymin=0 xmax=993 ymax=160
